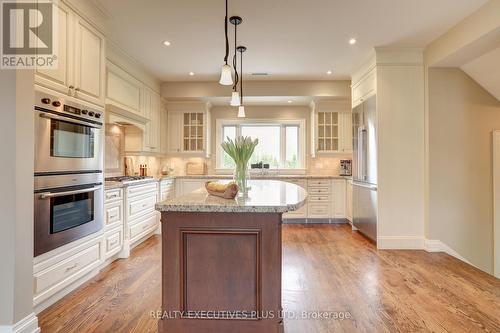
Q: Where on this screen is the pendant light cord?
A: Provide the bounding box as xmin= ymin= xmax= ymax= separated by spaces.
xmin=240 ymin=50 xmax=243 ymax=105
xmin=224 ymin=0 xmax=229 ymax=65
xmin=233 ymin=22 xmax=239 ymax=91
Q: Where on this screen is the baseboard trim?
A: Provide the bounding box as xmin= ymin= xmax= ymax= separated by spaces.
xmin=0 ymin=313 xmax=40 ymax=333
xmin=377 ymin=236 xmax=425 ymax=249
xmin=424 ymin=239 xmax=477 ymax=268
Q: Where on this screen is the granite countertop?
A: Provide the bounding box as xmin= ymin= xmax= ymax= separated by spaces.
xmin=170 ymin=174 xmax=352 ymax=180
xmin=104 ymin=174 xmax=351 ymax=190
xmin=155 ymin=179 xmax=307 ymax=213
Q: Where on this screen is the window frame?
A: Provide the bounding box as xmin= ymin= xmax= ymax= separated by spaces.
xmin=215 ymin=118 xmax=306 ymax=173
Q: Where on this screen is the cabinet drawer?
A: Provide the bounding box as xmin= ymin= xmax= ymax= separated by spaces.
xmin=105 ymin=202 xmax=122 ymax=228
xmin=34 ymin=242 xmax=100 ymax=294
xmin=308 ymin=187 xmax=330 ymax=195
xmin=105 ymin=228 xmax=123 ymax=258
xmin=127 ymin=182 xmax=158 ymax=198
xmin=130 ymin=213 xmax=158 ymax=241
xmin=128 ymin=194 xmax=157 ymax=220
xmin=160 ymin=179 xmax=174 ymax=186
xmin=105 ymin=188 xmax=122 ymax=203
xmin=308 ymin=179 xmax=330 ymax=187
xmin=308 ymin=204 xmax=331 ymax=217
xmin=308 ymin=194 xmax=330 ymax=202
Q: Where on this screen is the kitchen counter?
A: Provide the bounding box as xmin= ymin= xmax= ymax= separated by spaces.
xmin=156 ymin=179 xmax=302 ymax=332
xmin=105 ymin=174 xmax=350 ymax=191
xmin=156 ymin=179 xmax=307 ymax=213
xmin=167 ymin=174 xmax=352 ymax=180
xmin=104 ymin=177 xmax=173 ymax=190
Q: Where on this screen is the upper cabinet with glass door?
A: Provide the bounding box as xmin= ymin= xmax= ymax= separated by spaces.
xmin=166 ymin=102 xmax=211 ymax=157
xmin=183 ymin=112 xmax=204 ymax=152
xmin=312 ymin=100 xmax=352 ymax=155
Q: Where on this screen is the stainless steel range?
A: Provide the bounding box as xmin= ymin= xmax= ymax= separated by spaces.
xmin=34 ymin=90 xmax=104 ymax=256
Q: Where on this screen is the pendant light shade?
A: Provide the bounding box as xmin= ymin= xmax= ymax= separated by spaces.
xmin=219 ymin=0 xmax=233 ymax=86
xmin=237 ymin=105 xmax=246 ymax=118
xmin=230 ymin=91 xmax=241 ymax=106
xmin=219 ymin=64 xmax=233 ymax=85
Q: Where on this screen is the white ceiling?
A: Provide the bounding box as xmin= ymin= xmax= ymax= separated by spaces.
xmin=95 ymin=0 xmax=488 ymax=82
xmin=461 ymin=46 xmax=500 ymax=102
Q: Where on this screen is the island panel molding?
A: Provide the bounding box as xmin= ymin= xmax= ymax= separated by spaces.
xmin=180 ymin=228 xmax=261 ymax=317
xmin=160 ymin=212 xmax=283 ymax=333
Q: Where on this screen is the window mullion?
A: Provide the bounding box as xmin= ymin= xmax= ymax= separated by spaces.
xmin=280 ymin=125 xmax=286 ymax=169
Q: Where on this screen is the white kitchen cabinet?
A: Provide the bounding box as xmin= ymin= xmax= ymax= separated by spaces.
xmin=339 ymin=112 xmax=353 ymax=153
xmin=352 ymin=68 xmax=376 ymax=108
xmin=311 ymin=101 xmax=352 ymax=156
xmin=331 ymin=179 xmax=346 ymax=218
xmin=125 ymin=182 xmax=159 ymax=247
xmin=160 ymin=178 xmax=175 ymax=201
xmin=346 ymin=180 xmax=353 ymax=222
xmin=142 ymin=86 xmax=161 ymax=152
xmin=33 ymin=233 xmax=104 ymax=311
xmin=35 ymin=4 xmax=105 ymax=107
xmin=73 ymin=15 xmax=106 ymax=106
xmin=168 ymin=111 xmax=206 ymax=154
xmin=106 ymin=61 xmax=143 ymax=116
xmin=307 ymin=179 xmax=332 ymax=219
xmin=35 ymin=1 xmax=73 ymax=95
xmin=167 ymin=111 xmax=183 ymax=153
xmin=160 ymin=101 xmax=169 ymax=155
xmin=166 ymin=102 xmax=211 ymax=156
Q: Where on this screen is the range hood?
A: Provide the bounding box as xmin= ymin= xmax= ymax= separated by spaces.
xmin=106 ymin=104 xmax=147 ymax=131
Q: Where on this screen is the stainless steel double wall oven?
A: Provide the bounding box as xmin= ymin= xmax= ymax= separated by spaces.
xmin=34 ymin=90 xmax=104 ymax=256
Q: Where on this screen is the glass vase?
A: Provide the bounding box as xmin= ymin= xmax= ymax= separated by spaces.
xmin=233 ymin=163 xmax=250 ymax=196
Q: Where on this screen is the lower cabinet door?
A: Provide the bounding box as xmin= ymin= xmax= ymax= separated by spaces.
xmin=104 ymin=227 xmax=123 ymax=259
xmin=129 ymin=213 xmax=158 ymax=243
xmin=33 ymin=237 xmax=103 ymax=305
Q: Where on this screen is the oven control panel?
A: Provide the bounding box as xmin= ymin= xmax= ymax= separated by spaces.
xmin=36 ymin=91 xmax=103 ymax=123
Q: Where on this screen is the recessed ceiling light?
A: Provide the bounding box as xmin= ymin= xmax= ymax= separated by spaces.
xmin=163 ymin=40 xmax=171 ymax=46
xmin=326 ymin=70 xmax=333 ymax=75
xmin=349 ymin=38 xmax=357 ymax=45
xmin=287 ymin=100 xmax=293 ymax=103
xmin=189 ymin=72 xmax=195 ymax=76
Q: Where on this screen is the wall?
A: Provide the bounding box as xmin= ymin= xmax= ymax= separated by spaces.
xmin=0 ymin=70 xmax=38 ymax=330
xmin=428 ymin=68 xmax=500 ymax=273
xmin=162 ymin=104 xmax=352 ymax=176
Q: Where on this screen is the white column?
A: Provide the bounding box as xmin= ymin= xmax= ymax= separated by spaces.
xmin=0 ymin=70 xmax=39 ymax=333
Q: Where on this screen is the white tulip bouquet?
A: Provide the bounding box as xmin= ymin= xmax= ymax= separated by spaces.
xmin=221 ymin=136 xmax=259 ymax=194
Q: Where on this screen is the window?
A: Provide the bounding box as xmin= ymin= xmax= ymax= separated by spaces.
xmin=217 ymin=119 xmax=305 ymax=170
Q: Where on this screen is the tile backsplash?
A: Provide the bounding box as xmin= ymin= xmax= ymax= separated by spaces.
xmin=105 ymin=124 xmax=350 ymax=177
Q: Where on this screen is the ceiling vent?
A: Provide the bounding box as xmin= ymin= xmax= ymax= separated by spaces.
xmin=251 ymin=72 xmax=270 ymax=76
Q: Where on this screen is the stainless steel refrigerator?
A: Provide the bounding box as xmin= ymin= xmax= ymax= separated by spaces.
xmin=352 ymin=95 xmax=378 ymax=242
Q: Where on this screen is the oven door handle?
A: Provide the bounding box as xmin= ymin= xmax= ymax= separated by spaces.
xmin=39 ymin=186 xmax=102 ymax=199
xmin=39 ymin=113 xmax=102 ymax=129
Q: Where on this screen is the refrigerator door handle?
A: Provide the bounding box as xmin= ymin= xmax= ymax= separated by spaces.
xmin=357 ymin=126 xmax=367 ymax=181
xmin=352 ymin=181 xmax=377 ymax=191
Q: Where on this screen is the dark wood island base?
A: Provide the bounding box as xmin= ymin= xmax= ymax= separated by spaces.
xmin=159 ymin=211 xmax=284 ymax=333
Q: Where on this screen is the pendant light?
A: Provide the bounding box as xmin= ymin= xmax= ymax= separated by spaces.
xmin=230 ymin=16 xmax=242 ymax=106
xmin=236 ymin=46 xmax=247 ymax=118
xmin=219 ymin=0 xmax=233 ymax=85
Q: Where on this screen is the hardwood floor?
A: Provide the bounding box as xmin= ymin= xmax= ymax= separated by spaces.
xmin=39 ymin=224 xmax=500 ymax=333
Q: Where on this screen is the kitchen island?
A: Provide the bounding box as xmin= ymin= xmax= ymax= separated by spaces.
xmin=155 ymin=180 xmax=307 ymax=333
